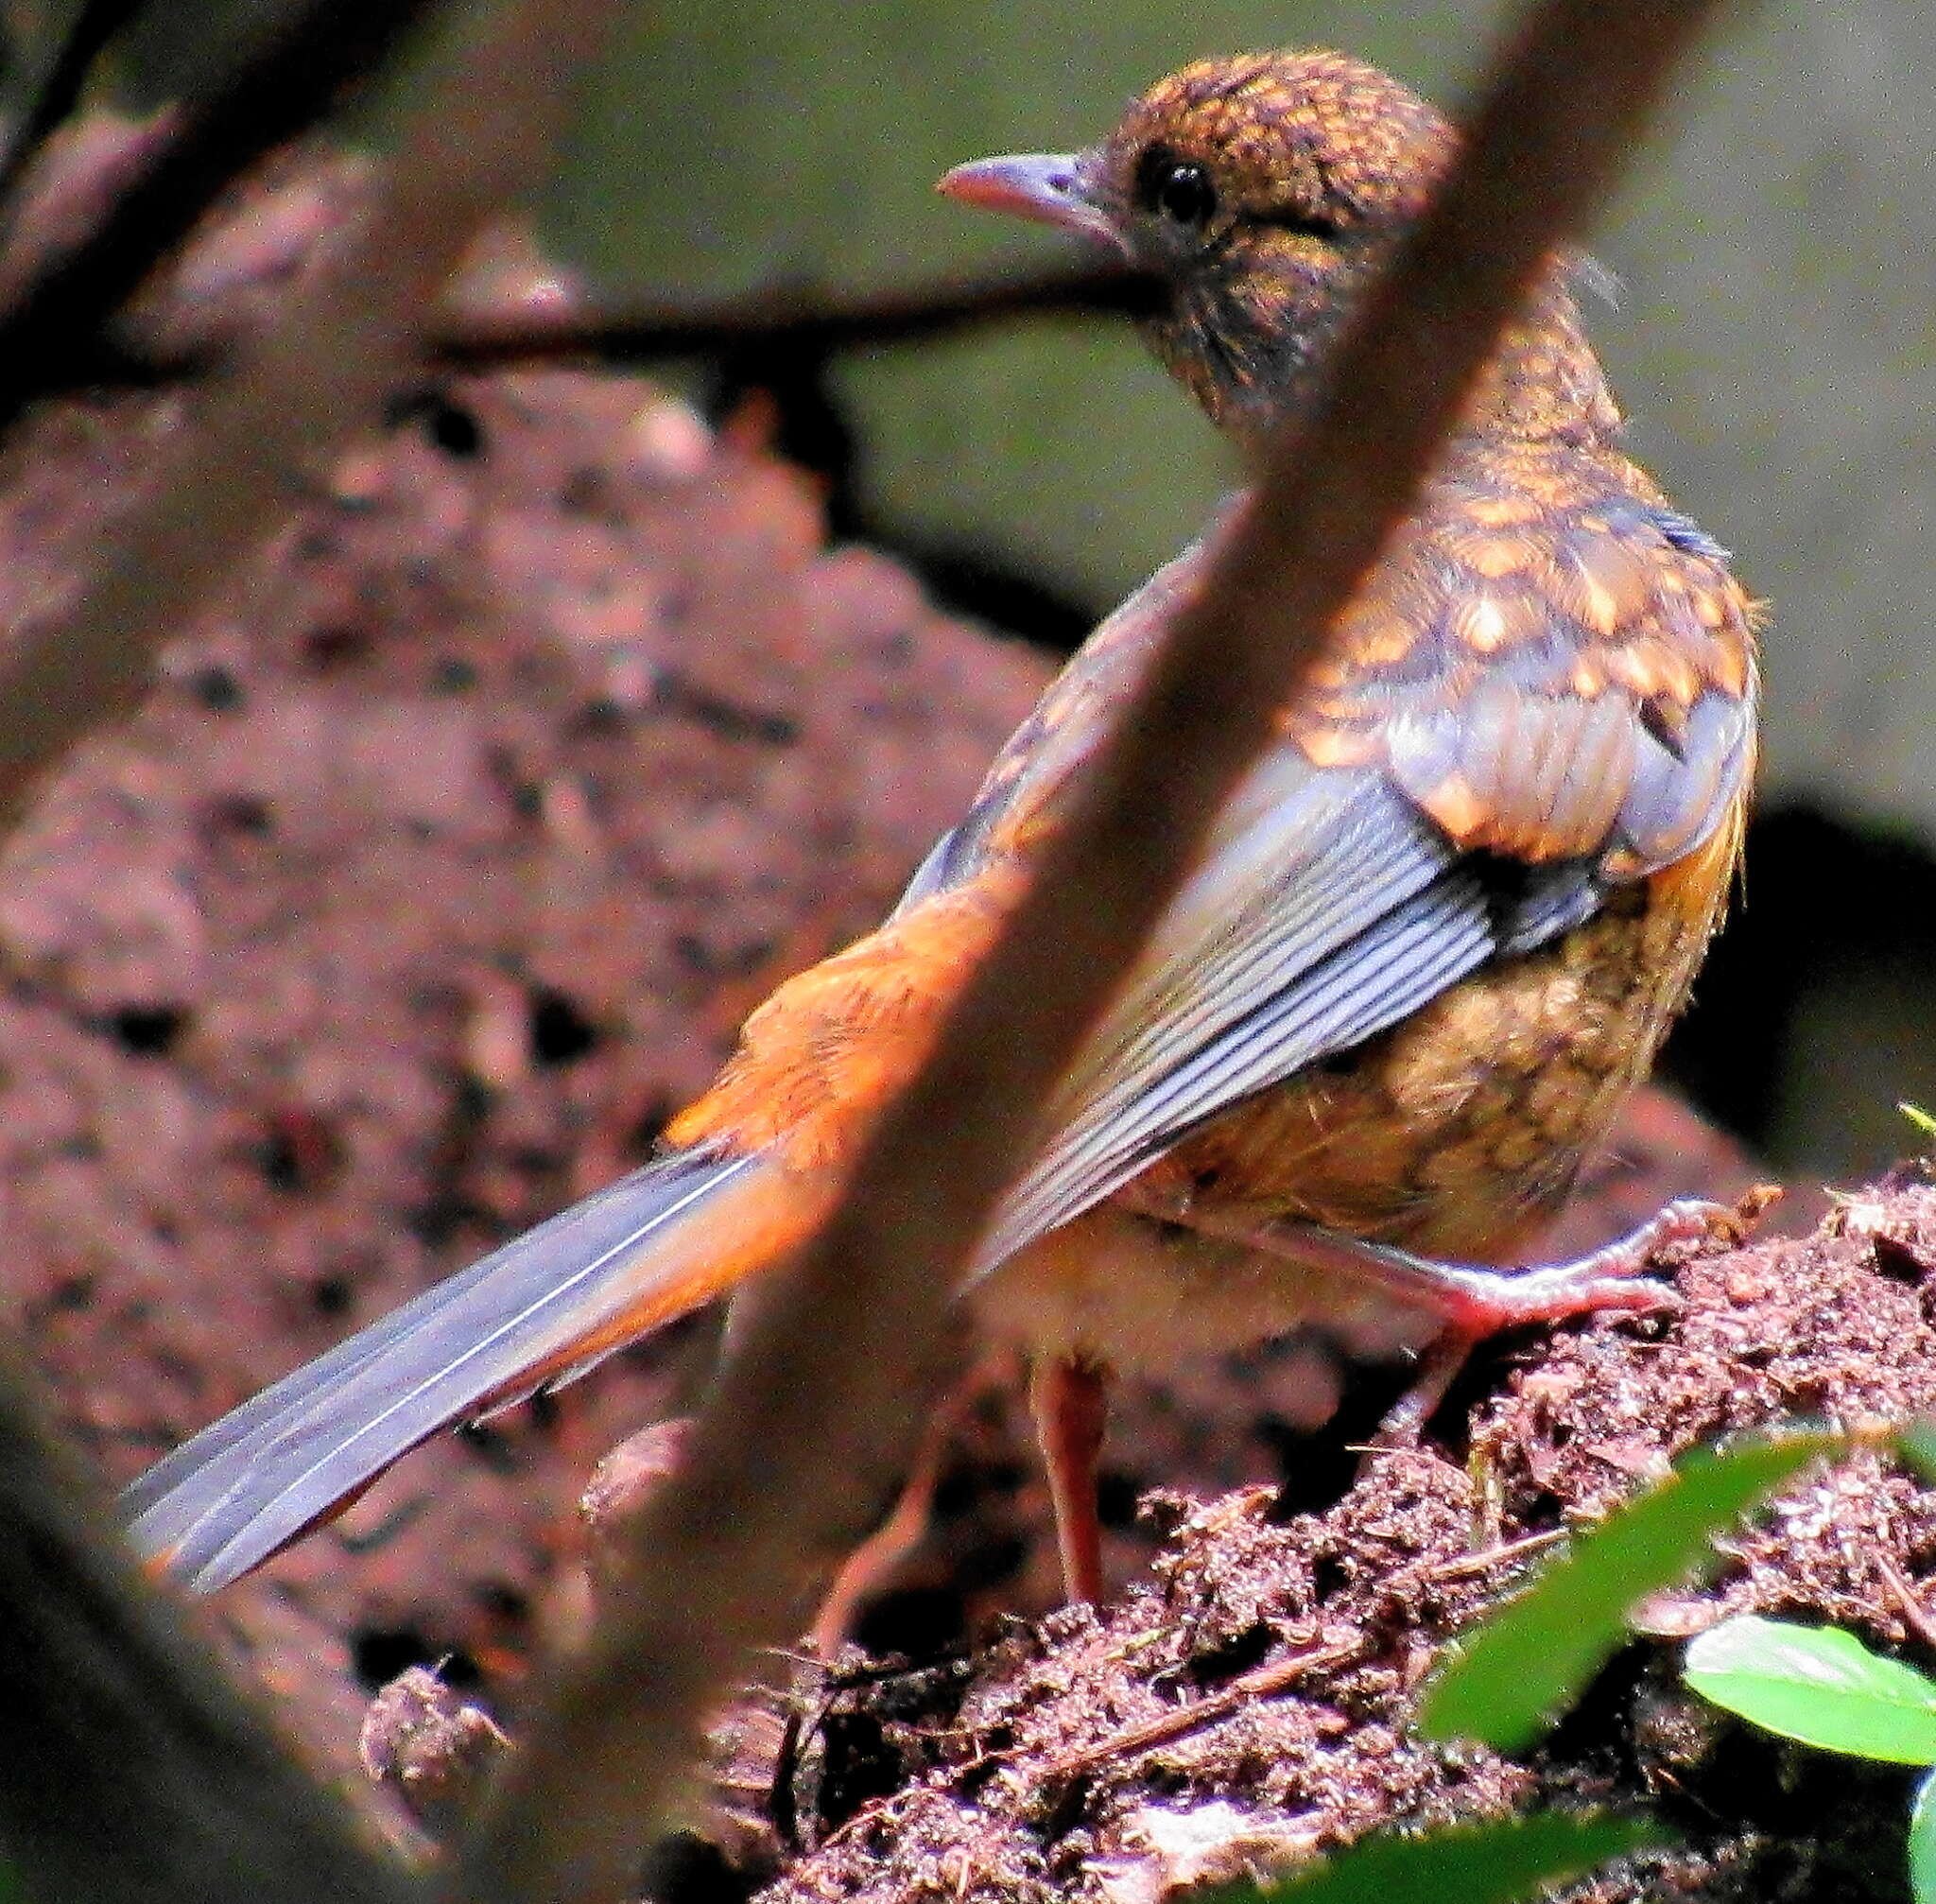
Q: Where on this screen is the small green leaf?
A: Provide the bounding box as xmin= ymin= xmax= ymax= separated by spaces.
xmin=1419 ymin=1427 xmax=1843 ymax=1751
xmin=1238 ymin=1812 xmax=1667 ymax=1904
xmin=1901 ymin=1102 xmax=1936 ymax=1141
xmin=1685 ymin=1615 xmax=1936 ymax=1765
xmin=1899 ymin=1420 xmax=1936 ymax=1489
xmin=1910 ymin=1766 xmax=1936 ymax=1904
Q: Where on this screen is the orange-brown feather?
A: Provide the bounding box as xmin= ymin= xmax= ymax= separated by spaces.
xmin=666 ymin=867 xmax=1025 ymax=1168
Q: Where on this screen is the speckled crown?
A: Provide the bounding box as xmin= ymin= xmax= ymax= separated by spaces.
xmin=1094 ymin=51 xmax=1454 ymax=232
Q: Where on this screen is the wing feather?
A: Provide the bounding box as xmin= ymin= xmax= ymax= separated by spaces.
xmin=956 ymin=482 xmax=1756 ymax=1271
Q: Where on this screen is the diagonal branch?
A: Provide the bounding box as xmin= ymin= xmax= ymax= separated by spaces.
xmin=0 ymin=0 xmax=148 ymax=215
xmin=455 ymin=2 xmax=1744 ymax=1901
xmin=0 ymin=3 xmax=618 ymax=1892
xmin=0 ymin=1351 xmax=418 ymax=1904
xmin=0 ymin=0 xmax=446 ymax=440
xmin=0 ymin=0 xmax=614 ymax=835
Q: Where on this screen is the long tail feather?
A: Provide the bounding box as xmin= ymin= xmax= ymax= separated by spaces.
xmin=125 ymin=1148 xmax=803 ymax=1592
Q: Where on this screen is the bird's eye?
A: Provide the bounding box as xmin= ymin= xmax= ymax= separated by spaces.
xmin=1135 ymin=147 xmax=1218 ymax=229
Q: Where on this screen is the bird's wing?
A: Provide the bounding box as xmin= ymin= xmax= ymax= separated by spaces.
xmin=673 ymin=469 xmax=1756 ymax=1270
xmin=975 ymin=473 xmax=1757 ymax=1263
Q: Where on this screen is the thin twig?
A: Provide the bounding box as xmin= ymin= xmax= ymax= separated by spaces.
xmin=1046 ymin=1636 xmax=1362 ymax=1778
xmin=28 ymin=257 xmax=1162 ymax=394
xmin=1425 ymin=1528 xmax=1570 ymax=1584
xmin=456 ymin=4 xmax=1742 ymax=1902
xmin=1877 ymin=1552 xmax=1936 ymax=1656
xmin=0 ymin=0 xmax=147 ymax=214
xmin=435 ymin=258 xmax=1164 ymax=368
xmin=0 ymin=0 xmax=445 ymax=439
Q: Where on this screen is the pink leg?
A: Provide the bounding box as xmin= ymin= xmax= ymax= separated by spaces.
xmin=810 ymin=1397 xmax=956 ymax=1653
xmin=1260 ymin=1198 xmax=1725 ymax=1335
xmin=1028 ymin=1356 xmax=1111 ymax=1604
xmin=1124 ymin=1188 xmax=1734 ymax=1443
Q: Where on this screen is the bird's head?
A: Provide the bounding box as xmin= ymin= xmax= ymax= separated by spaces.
xmin=940 ymin=51 xmax=1610 ymax=455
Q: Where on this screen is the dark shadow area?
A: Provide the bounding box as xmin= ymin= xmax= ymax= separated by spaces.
xmin=1665 ymin=801 xmax=1936 ymax=1178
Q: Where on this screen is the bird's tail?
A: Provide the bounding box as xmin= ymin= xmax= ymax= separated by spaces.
xmin=124 ymin=1147 xmax=812 ymax=1593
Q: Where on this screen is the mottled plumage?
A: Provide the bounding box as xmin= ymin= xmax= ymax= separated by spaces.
xmin=127 ymin=50 xmax=1757 ymax=1606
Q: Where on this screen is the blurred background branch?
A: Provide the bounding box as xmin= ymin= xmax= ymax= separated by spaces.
xmin=439 ymin=258 xmax=1164 ymax=364
xmin=0 ymin=0 xmax=143 ymax=210
xmin=0 ymin=0 xmax=618 ymax=1889
xmin=0 ymin=0 xmax=613 ymax=832
xmin=22 ymin=255 xmax=1165 ymax=392
xmin=0 ymin=1350 xmax=418 ymax=1904
xmin=0 ymin=0 xmax=443 ymax=437
xmin=455 ymin=3 xmax=1739 ymax=1901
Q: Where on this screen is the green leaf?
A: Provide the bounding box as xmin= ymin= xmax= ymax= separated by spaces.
xmin=1901 ymin=1102 xmax=1936 ymax=1141
xmin=1419 ymin=1427 xmax=1844 ymax=1752
xmin=1237 ymin=1812 xmax=1667 ymax=1904
xmin=1899 ymin=1420 xmax=1936 ymax=1489
xmin=1910 ymin=1766 xmax=1936 ymax=1904
xmin=1685 ymin=1615 xmax=1936 ymax=1765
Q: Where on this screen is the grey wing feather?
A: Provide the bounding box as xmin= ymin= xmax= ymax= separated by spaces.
xmin=978 ymin=836 xmax=1609 ymax=1271
xmin=977 ymin=771 xmax=1469 ymax=1264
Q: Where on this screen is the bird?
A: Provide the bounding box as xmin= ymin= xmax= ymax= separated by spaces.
xmin=125 ymin=49 xmax=1758 ymax=1608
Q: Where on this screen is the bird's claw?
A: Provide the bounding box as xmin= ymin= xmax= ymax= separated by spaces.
xmin=1359 ymin=1198 xmax=1734 ymax=1454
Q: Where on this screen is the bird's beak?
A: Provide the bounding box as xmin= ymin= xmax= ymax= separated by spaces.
xmin=936 ymin=151 xmax=1124 ymax=252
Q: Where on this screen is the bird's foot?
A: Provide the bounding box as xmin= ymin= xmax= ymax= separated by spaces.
xmin=1359 ymin=1197 xmax=1743 ymax=1448
xmin=1122 ymin=1184 xmax=1751 ymax=1449
xmin=1358 ymin=1197 xmax=1732 ymax=1337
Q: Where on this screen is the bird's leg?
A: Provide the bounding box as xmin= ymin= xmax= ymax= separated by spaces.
xmin=810 ymin=1393 xmax=959 ymax=1653
xmin=1324 ymin=1200 xmax=1725 ymax=1448
xmin=1028 ymin=1354 xmax=1111 ymax=1604
xmin=1121 ymin=1186 xmax=1734 ymax=1444
xmin=1256 ymin=1198 xmax=1727 ymax=1335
